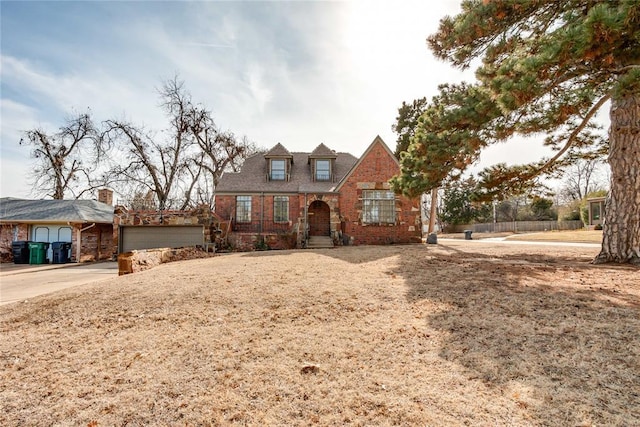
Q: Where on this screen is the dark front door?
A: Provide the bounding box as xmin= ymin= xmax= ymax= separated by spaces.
xmin=308 ymin=200 xmax=331 ymax=236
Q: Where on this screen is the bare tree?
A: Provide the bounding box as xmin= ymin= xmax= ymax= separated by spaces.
xmin=102 ymin=119 xmax=192 ymax=210
xmin=188 ymin=118 xmax=259 ymax=209
xmin=103 ymin=76 xmax=256 ymax=211
xmin=102 ymin=78 xmax=197 ymax=209
xmin=20 ymin=111 xmax=104 ymax=199
xmin=166 ymin=77 xmax=259 ymax=209
xmin=558 ymin=158 xmax=607 ymax=203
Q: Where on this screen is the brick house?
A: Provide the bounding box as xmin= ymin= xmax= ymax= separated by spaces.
xmin=215 ymin=136 xmax=422 ymax=249
xmin=0 ymin=190 xmax=115 ymax=263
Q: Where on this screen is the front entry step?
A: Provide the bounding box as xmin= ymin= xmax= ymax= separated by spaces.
xmin=306 ymin=236 xmax=334 ymax=249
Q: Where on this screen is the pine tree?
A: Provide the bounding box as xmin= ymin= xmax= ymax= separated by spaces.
xmin=392 ymin=0 xmax=639 ymax=264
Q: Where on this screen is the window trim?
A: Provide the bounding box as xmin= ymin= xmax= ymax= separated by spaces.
xmin=270 ymin=159 xmax=286 ymax=181
xmin=273 ymin=196 xmax=289 ymax=223
xmin=236 ymin=195 xmax=252 ymax=223
xmin=315 ymin=159 xmax=331 ymax=181
xmin=362 ymin=190 xmax=396 ymax=224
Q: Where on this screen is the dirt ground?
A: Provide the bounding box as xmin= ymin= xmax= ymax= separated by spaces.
xmin=1 ymin=241 xmax=638 ymax=426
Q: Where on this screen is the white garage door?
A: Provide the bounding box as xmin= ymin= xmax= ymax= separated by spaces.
xmin=32 ymin=224 xmax=73 ymax=261
xmin=119 ymin=225 xmax=204 ymax=253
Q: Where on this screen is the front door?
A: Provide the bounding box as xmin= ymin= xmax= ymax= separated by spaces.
xmin=308 ymin=200 xmax=330 ymax=236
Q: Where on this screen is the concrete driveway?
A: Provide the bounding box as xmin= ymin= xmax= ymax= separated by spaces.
xmin=0 ymin=262 xmax=118 ymax=306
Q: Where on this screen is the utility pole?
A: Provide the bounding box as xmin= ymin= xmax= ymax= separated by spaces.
xmin=428 ymin=188 xmax=438 ymax=233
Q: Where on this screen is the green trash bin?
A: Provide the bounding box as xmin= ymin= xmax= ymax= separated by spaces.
xmin=28 ymin=242 xmax=50 ymax=265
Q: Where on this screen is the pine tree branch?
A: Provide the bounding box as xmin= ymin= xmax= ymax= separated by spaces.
xmin=529 ymin=93 xmax=610 ymax=178
xmin=611 ymin=64 xmax=640 ymax=74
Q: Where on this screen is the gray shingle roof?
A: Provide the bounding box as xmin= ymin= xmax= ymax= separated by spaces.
xmin=217 ymin=149 xmax=358 ymax=194
xmin=264 ymin=143 xmax=293 ymax=158
xmin=309 ymin=143 xmax=337 ymax=158
xmin=0 ymin=198 xmax=114 ymax=223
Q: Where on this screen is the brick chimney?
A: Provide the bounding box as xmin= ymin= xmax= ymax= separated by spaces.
xmin=98 ymin=188 xmax=113 ymax=206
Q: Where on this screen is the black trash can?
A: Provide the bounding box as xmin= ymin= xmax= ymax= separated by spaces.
xmin=12 ymin=241 xmax=31 ymax=264
xmin=52 ymin=242 xmax=71 ymax=264
xmin=426 ymin=233 xmax=438 ymax=244
xmin=464 ymin=230 xmax=473 ymax=240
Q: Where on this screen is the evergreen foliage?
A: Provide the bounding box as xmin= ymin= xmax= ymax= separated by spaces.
xmin=392 ymin=0 xmax=640 ymax=264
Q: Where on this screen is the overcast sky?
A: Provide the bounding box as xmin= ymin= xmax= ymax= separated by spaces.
xmin=1 ymin=0 xmax=559 ymax=199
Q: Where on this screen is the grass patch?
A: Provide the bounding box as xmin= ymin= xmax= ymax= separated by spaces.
xmin=506 ymin=230 xmax=602 ymax=243
xmin=1 ymin=242 xmax=638 ymax=425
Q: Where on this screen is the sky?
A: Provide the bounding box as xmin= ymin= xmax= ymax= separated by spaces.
xmin=1 ymin=0 xmax=560 ymax=200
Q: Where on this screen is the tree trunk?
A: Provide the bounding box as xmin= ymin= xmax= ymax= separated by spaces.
xmin=428 ymin=188 xmax=438 ymax=233
xmin=594 ymin=93 xmax=640 ymax=265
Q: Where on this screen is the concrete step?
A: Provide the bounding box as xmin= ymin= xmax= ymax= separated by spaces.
xmin=306 ymin=236 xmax=334 ymax=249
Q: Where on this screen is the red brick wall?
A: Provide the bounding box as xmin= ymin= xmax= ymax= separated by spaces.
xmin=69 ymin=223 xmax=116 ymax=262
xmin=0 ymin=223 xmax=115 ymax=263
xmin=0 ymin=224 xmax=29 ymax=262
xmin=215 ymin=195 xmax=235 ymax=223
xmin=215 ymin=194 xmax=301 ymax=229
xmin=215 ymin=194 xmax=300 ymax=250
xmin=338 ymin=140 xmax=422 ymax=245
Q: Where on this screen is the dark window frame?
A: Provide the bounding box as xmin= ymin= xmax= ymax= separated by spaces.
xmin=270 ymin=159 xmax=286 ymax=181
xmin=362 ymin=190 xmax=396 ymax=224
xmin=236 ymin=195 xmax=252 ymax=223
xmin=315 ymin=159 xmax=331 ymax=181
xmin=274 ymin=196 xmax=289 ymax=222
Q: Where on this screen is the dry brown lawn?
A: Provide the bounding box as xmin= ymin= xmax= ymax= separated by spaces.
xmin=505 ymin=230 xmax=603 ymax=244
xmin=441 ymin=230 xmax=603 ymax=244
xmin=1 ymin=241 xmax=639 ymax=426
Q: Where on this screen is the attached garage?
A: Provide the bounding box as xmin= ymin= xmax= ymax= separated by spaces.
xmin=0 ymin=197 xmax=115 ymax=263
xmin=31 ymin=224 xmax=73 ymax=261
xmin=119 ymin=225 xmax=204 ymax=253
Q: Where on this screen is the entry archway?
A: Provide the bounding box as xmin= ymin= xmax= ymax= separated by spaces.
xmin=308 ymin=200 xmax=331 ymax=236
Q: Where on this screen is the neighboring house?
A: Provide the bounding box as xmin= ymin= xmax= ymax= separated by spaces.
xmin=587 ymin=196 xmax=606 ymax=228
xmin=215 ymin=136 xmax=422 ymax=249
xmin=0 ymin=190 xmax=115 ymax=263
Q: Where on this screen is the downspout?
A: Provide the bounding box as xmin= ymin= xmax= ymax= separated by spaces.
xmin=304 ymin=193 xmax=308 ymax=247
xmin=260 ymin=192 xmax=264 ymax=234
xmin=76 ymin=223 xmax=96 ymax=262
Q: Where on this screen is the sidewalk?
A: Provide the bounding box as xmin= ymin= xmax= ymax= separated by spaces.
xmin=437 ymin=237 xmax=600 ymax=248
xmin=0 ymin=261 xmax=95 ymax=277
xmin=0 ymin=261 xmax=118 ymax=306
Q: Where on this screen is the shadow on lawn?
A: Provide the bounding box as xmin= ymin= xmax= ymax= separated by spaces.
xmin=300 ymin=243 xmax=640 ymax=425
xmin=401 ymin=243 xmax=639 ymax=425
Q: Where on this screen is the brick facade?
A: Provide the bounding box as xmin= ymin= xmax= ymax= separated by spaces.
xmin=215 ymin=136 xmax=423 ymax=250
xmin=73 ymin=223 xmax=116 ymax=262
xmin=0 ymin=224 xmax=29 ymax=262
xmin=337 ymin=139 xmax=422 ymax=245
xmin=0 ymin=222 xmax=115 ymax=263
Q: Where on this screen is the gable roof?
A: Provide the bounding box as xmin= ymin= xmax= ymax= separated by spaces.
xmin=335 ymin=135 xmax=399 ymax=191
xmin=0 ymin=198 xmax=114 ymax=223
xmin=309 ymin=143 xmax=337 ymax=158
xmin=264 ymin=143 xmax=293 ymax=158
xmin=217 ymin=146 xmax=358 ymax=194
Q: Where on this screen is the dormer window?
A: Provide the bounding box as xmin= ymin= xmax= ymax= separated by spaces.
xmin=308 ymin=143 xmax=337 ymax=182
xmin=264 ymin=143 xmax=293 ymax=182
xmin=270 ymin=159 xmax=286 ymax=181
xmin=315 ymin=159 xmax=331 ymax=181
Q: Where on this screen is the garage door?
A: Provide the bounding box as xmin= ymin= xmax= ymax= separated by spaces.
xmin=32 ymin=224 xmax=73 ymax=261
xmin=119 ymin=225 xmax=204 ymax=253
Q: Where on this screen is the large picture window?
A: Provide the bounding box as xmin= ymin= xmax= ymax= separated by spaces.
xmin=362 ymin=190 xmax=395 ymax=224
xmin=270 ymin=159 xmax=286 ymax=181
xmin=274 ymin=196 xmax=289 ymax=222
xmin=315 ymin=159 xmax=331 ymax=181
xmin=236 ymin=196 xmax=251 ymax=223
